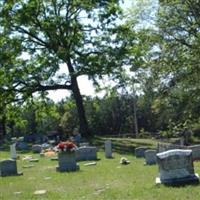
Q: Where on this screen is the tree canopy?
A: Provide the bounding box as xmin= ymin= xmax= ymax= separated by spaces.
xmin=0 ymin=0 xmax=134 ymax=137
xmin=1 ymin=0 xmax=200 ymax=140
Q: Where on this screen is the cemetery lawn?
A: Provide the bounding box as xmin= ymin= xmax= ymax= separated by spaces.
xmin=1 ymin=149 xmax=200 ymax=200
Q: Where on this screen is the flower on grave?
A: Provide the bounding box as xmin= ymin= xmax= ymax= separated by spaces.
xmin=57 ymin=141 xmax=77 ymax=152
xmin=120 ymin=157 xmax=130 ymax=165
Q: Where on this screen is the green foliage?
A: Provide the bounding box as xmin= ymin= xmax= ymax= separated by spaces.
xmin=139 ymin=128 xmax=151 ymax=139
xmin=59 ymin=100 xmax=78 ymax=137
xmin=159 ymin=130 xmax=173 ymax=139
xmin=0 ymin=0 xmax=138 ymax=137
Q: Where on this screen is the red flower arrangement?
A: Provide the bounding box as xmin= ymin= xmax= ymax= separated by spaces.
xmin=57 ymin=141 xmax=77 ymax=152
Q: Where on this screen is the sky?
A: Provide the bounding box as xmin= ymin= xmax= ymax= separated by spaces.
xmin=48 ymin=76 xmax=100 ymax=102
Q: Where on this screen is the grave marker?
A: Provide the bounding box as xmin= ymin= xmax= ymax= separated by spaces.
xmin=76 ymin=146 xmax=97 ymax=161
xmin=105 ymin=140 xmax=112 ymax=158
xmin=135 ymin=147 xmax=149 ymax=158
xmin=156 ymin=149 xmax=199 ymax=185
xmin=10 ymin=143 xmax=17 ymax=160
xmin=145 ymin=150 xmax=157 ymax=165
xmin=57 ymin=152 xmax=79 ymax=172
xmin=0 ymin=159 xmax=22 ymax=177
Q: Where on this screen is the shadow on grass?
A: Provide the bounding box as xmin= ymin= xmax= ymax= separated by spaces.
xmin=162 ymin=181 xmax=200 ymax=188
xmin=77 ymin=158 xmax=101 ymax=163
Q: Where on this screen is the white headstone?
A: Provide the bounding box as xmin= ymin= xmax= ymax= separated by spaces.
xmin=156 ymin=149 xmax=199 ymax=185
xmin=10 ymin=143 xmax=17 ymax=159
xmin=105 ymin=140 xmax=112 ymax=158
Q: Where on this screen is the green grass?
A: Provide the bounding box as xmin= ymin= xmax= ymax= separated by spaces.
xmin=1 ymin=142 xmax=200 ymax=199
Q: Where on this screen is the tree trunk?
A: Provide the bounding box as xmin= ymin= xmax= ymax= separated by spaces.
xmin=0 ymin=115 xmax=7 ymax=140
xmin=71 ymin=76 xmax=90 ymax=137
xmin=67 ymin=59 xmax=90 ymax=138
xmin=132 ymin=93 xmax=138 ymax=138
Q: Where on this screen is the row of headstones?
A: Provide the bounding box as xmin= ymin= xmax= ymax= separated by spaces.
xmin=135 ymin=146 xmax=199 ymax=185
xmin=6 ymin=140 xmax=199 ymax=185
xmin=57 ymin=140 xmax=112 ymax=172
xmin=135 ymin=147 xmax=157 ymax=165
xmin=2 ymin=141 xmax=111 ymax=175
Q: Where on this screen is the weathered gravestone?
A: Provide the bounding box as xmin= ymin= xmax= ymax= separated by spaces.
xmin=32 ymin=144 xmax=42 ymax=153
xmin=156 ymin=149 xmax=199 ymax=185
xmin=57 ymin=152 xmax=79 ymax=172
xmin=187 ymin=145 xmax=200 ymax=161
xmin=10 ymin=143 xmax=17 ymax=160
xmin=0 ymin=159 xmax=22 ymax=177
xmin=145 ymin=150 xmax=157 ymax=165
xmin=105 ymin=140 xmax=112 ymax=158
xmin=135 ymin=147 xmax=149 ymax=158
xmin=16 ymin=141 xmax=29 ymax=151
xmin=76 ymin=146 xmax=97 ymax=161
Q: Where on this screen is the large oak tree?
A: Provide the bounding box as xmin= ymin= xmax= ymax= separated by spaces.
xmin=0 ymin=0 xmax=131 ymax=137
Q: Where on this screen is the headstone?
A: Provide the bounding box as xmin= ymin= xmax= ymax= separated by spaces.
xmin=41 ymin=143 xmax=51 ymax=150
xmin=16 ymin=141 xmax=29 ymax=151
xmin=0 ymin=159 xmax=22 ymax=177
xmin=74 ymin=133 xmax=81 ymax=145
xmin=10 ymin=143 xmax=17 ymax=159
xmin=156 ymin=149 xmax=199 ymax=185
xmin=180 ymin=137 xmax=185 ymax=146
xmin=135 ymin=147 xmax=149 ymax=158
xmin=79 ymin=142 xmax=89 ymax=147
xmin=105 ymin=140 xmax=112 ymax=158
xmin=145 ymin=150 xmax=157 ymax=165
xmin=187 ymin=145 xmax=200 ymax=161
xmin=57 ymin=152 xmax=79 ymax=172
xmin=75 ymin=146 xmax=97 ymax=161
xmin=32 ymin=144 xmax=42 ymax=153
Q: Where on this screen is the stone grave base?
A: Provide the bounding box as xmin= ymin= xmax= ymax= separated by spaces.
xmin=56 ymin=164 xmax=80 ymax=172
xmin=156 ymin=173 xmax=199 ymax=185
